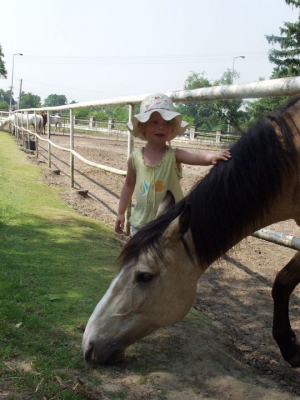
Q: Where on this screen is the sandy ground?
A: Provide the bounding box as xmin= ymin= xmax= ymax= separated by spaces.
xmin=24 ymin=132 xmax=300 ymax=399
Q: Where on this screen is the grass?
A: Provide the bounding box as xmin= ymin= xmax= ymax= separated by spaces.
xmin=0 ymin=132 xmax=225 ymax=400
xmin=0 ymin=132 xmax=121 ymax=398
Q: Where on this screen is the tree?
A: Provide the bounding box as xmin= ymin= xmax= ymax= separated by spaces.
xmin=74 ymin=108 xmax=90 ymax=119
xmin=266 ymin=0 xmax=300 ymax=78
xmin=0 ymin=101 xmax=8 ymax=110
xmin=245 ymin=2 xmax=298 ymax=123
xmin=0 ymin=45 xmax=7 ymax=79
xmin=211 ymin=70 xmax=246 ymax=134
xmin=244 ymin=78 xmax=288 ymax=126
xmin=179 ymin=70 xmax=246 ymax=133
xmin=244 ymin=97 xmax=287 ymax=127
xmin=44 ymin=94 xmax=68 ymax=107
xmin=176 ymin=71 xmax=215 ymax=130
xmin=0 ymin=88 xmax=18 ymax=109
xmin=91 ymin=109 xmax=109 ymax=121
xmin=0 ymin=89 xmax=11 ymax=106
xmin=112 ymin=106 xmax=129 ymax=121
xmin=19 ymin=92 xmax=42 ymax=109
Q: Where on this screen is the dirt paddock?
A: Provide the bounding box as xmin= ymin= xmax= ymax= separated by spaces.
xmin=26 ymin=132 xmax=300 ymax=399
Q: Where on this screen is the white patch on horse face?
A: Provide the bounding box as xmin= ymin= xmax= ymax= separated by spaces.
xmin=82 ymin=227 xmax=203 ymax=362
xmin=83 ymin=269 xmax=125 ymax=339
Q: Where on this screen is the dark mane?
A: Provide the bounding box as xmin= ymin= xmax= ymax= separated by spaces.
xmin=118 ymin=95 xmax=300 ymax=267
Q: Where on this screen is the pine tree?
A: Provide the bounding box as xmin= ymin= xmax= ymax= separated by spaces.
xmin=266 ymin=0 xmax=300 ymax=77
xmin=0 ymin=45 xmax=7 ymax=79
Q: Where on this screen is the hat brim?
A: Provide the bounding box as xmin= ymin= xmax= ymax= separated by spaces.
xmin=127 ymin=109 xmax=189 ymax=141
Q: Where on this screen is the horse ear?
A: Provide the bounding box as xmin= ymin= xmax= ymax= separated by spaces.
xmin=162 ymin=203 xmax=191 ymax=243
xmin=178 ymin=203 xmax=191 ymax=235
xmin=156 ymin=190 xmax=176 ymax=218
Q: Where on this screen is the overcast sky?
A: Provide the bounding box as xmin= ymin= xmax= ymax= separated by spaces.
xmin=0 ymin=0 xmax=298 ymax=104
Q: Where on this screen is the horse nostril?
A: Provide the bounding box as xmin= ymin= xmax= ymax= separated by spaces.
xmin=84 ymin=343 xmax=94 ymax=362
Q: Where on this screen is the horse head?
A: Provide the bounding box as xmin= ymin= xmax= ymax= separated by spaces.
xmin=82 ymin=193 xmax=204 ymax=364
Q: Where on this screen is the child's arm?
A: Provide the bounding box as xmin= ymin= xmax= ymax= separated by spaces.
xmin=115 ymin=157 xmax=136 ymax=234
xmin=176 ymin=148 xmax=231 ymax=166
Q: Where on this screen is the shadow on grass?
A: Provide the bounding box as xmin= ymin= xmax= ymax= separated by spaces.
xmin=0 ymin=212 xmax=123 ymax=397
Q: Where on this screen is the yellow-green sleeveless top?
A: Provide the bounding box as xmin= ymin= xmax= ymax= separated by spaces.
xmin=130 ymin=147 xmax=183 ymax=228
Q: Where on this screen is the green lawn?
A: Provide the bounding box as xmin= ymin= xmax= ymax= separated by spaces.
xmin=0 ymin=132 xmax=121 ymax=398
xmin=0 ymin=132 xmax=216 ymax=400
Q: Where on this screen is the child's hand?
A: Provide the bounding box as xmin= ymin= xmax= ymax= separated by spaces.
xmin=115 ymin=214 xmax=125 ymax=234
xmin=212 ymin=150 xmax=231 ymax=165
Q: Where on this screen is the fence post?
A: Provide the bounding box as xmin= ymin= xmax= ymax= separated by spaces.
xmin=108 ymin=118 xmax=114 ymax=129
xmin=25 ymin=113 xmax=29 ymax=148
xmin=47 ymin=111 xmax=51 ymax=168
xmin=216 ymin=130 xmax=222 ymax=144
xmin=17 ymin=113 xmax=21 ymax=140
xmin=125 ymin=104 xmax=135 ymax=236
xmin=190 ymin=126 xmax=195 ymax=140
xmin=70 ymin=109 xmax=75 ymax=188
xmin=34 ymin=112 xmax=39 ymax=157
xmin=16 ymin=114 xmax=18 ymax=137
xmin=89 ymin=117 xmax=95 ymax=128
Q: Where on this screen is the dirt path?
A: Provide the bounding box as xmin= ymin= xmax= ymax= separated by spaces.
xmin=27 ymin=132 xmax=300 ymax=399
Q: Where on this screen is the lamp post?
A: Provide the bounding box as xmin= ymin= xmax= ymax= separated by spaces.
xmin=9 ymin=53 xmax=23 ymax=112
xmin=232 ymin=55 xmax=245 ymax=83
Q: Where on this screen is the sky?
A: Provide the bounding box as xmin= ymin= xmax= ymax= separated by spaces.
xmin=0 ymin=0 xmax=299 ymax=105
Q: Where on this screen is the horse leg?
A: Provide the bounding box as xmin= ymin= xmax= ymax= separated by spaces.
xmin=272 ymin=251 xmax=300 ymax=367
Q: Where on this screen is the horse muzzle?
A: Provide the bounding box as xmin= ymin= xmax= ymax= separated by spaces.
xmin=83 ymin=337 xmax=125 ymax=364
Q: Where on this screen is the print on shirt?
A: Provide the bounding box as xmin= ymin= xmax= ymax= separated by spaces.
xmin=152 ymin=180 xmax=166 ymax=192
xmin=139 ymin=180 xmax=166 ymax=195
xmin=139 ymin=180 xmax=149 ymax=195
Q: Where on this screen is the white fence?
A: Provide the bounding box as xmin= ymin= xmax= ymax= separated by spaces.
xmin=3 ymin=76 xmax=300 ymax=245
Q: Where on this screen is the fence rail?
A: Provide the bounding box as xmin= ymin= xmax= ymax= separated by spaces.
xmin=2 ymin=76 xmax=300 ymax=246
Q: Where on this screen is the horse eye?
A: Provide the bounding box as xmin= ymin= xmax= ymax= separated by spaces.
xmin=136 ymin=272 xmax=153 ymax=283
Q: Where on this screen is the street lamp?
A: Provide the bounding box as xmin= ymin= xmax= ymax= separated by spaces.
xmin=9 ymin=53 xmax=23 ymax=112
xmin=232 ymin=55 xmax=245 ymax=83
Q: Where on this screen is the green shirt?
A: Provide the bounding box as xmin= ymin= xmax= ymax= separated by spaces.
xmin=130 ymin=147 xmax=183 ymax=229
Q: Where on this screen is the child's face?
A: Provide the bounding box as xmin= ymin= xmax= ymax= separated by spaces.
xmin=144 ymin=112 xmax=173 ymax=143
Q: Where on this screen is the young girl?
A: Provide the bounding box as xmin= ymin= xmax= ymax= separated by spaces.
xmin=115 ymin=93 xmax=231 ymax=235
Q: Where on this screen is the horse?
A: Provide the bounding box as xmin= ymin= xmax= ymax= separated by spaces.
xmin=82 ymin=94 xmax=300 ymax=368
xmin=41 ymin=114 xmax=62 ymax=134
xmin=0 ymin=113 xmax=43 ymax=135
xmin=50 ymin=115 xmax=62 ymax=133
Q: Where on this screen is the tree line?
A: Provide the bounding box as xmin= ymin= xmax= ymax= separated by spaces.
xmin=0 ymin=0 xmax=299 ymax=132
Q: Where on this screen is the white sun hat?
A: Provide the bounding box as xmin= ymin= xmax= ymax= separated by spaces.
xmin=127 ymin=93 xmax=189 ymax=141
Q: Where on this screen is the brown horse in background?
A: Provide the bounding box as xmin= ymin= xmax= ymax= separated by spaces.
xmin=40 ymin=112 xmax=62 ymax=134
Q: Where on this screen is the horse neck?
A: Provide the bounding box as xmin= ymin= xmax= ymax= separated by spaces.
xmin=189 ymin=138 xmax=299 ymax=267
